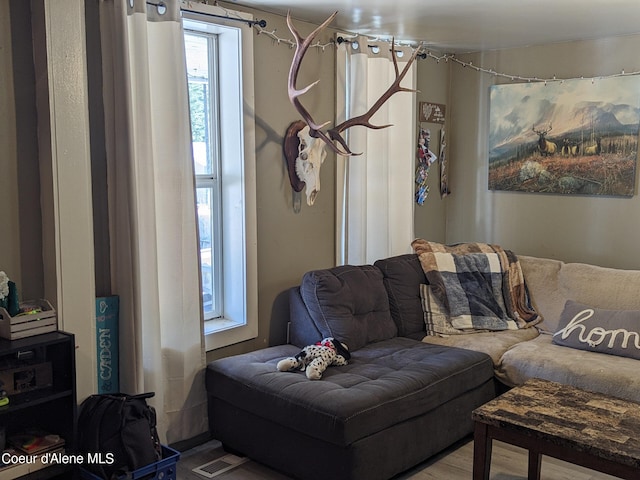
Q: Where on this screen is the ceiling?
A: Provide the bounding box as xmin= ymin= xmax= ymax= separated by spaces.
xmin=229 ymin=0 xmax=640 ymax=52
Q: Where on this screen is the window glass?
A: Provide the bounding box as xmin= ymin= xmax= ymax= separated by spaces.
xmin=183 ymin=8 xmax=257 ymax=350
xmin=185 ymin=30 xmax=221 ymax=320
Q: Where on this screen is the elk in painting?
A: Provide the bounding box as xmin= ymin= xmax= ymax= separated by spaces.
xmin=532 ymin=124 xmax=557 ymax=156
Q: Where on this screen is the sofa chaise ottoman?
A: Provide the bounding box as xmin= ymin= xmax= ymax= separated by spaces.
xmin=206 ymin=264 xmax=495 ymax=480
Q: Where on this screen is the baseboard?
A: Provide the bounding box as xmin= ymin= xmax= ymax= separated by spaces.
xmin=169 ymin=431 xmax=213 ymax=452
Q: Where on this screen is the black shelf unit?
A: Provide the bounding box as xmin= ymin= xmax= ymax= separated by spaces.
xmin=0 ymin=331 xmax=77 ymax=479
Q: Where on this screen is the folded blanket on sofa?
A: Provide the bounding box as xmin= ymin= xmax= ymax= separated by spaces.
xmin=412 ymin=239 xmax=541 ymax=331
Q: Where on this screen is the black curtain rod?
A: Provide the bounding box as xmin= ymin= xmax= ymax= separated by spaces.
xmin=146 ymin=2 xmax=267 ymax=28
xmin=181 ymin=8 xmax=267 ymax=28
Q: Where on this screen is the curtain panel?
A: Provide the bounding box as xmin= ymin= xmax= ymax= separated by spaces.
xmin=99 ymin=0 xmax=207 ymax=443
xmin=336 ymin=38 xmax=417 ymax=266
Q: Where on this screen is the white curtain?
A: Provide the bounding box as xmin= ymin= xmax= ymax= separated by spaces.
xmin=336 ymin=38 xmax=417 ymax=265
xmin=99 ymin=0 xmax=207 ymax=443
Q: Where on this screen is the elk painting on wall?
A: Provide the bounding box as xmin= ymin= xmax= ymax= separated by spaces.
xmin=488 ymin=76 xmax=640 ymax=196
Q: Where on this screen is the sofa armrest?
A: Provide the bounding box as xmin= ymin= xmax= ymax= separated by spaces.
xmin=289 ymin=286 xmax=323 ymax=347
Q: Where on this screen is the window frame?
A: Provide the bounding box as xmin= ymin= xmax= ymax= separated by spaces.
xmin=182 ymin=5 xmax=258 ymax=351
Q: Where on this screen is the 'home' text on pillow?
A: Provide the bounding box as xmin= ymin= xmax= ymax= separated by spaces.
xmin=553 ymin=300 xmax=640 ymax=360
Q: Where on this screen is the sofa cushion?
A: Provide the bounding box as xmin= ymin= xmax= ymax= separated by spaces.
xmin=206 ymin=337 xmax=495 ymax=447
xmin=423 ymin=327 xmax=538 ymax=367
xmin=559 ymin=261 xmax=640 ymax=324
xmin=519 ymin=255 xmax=564 ymax=332
xmin=552 ymin=300 xmax=640 ymax=360
xmin=374 ymin=254 xmax=427 ymax=340
xmin=521 ymin=257 xmax=640 ymax=333
xmin=300 ymin=265 xmax=397 ymax=351
xmin=498 ymin=334 xmax=640 ymax=403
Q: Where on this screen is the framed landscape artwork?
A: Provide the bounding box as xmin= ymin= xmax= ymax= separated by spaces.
xmin=488 ymin=76 xmax=640 ymax=196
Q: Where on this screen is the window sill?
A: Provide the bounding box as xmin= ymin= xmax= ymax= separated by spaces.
xmin=204 ymin=317 xmax=257 ymax=351
xmin=204 ymin=317 xmax=244 ymax=334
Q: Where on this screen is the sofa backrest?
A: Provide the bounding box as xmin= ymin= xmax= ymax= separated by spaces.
xmin=520 ymin=255 xmax=640 ymax=332
xmin=289 ymin=251 xmax=640 ymax=347
xmin=518 ymin=255 xmax=564 ymax=332
xmin=289 ymin=264 xmax=397 ymax=350
xmin=374 ymin=254 xmax=428 ymax=340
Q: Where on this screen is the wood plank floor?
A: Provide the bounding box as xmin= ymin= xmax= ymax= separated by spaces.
xmin=177 ymin=436 xmax=620 ymax=479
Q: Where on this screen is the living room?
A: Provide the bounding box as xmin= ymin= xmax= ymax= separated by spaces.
xmin=2 ymin=0 xmax=640 ymax=478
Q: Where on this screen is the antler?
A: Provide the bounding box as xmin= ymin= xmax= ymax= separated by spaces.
xmin=287 ymin=11 xmax=339 ymax=149
xmin=328 ymin=40 xmax=420 ymax=154
xmin=287 ymin=11 xmax=419 ymax=156
xmin=532 ymin=123 xmax=552 ymax=135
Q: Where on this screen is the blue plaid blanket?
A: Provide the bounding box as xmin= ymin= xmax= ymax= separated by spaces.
xmin=412 ymin=240 xmax=541 ymax=331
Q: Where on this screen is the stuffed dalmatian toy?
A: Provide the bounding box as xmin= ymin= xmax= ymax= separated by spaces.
xmin=277 ymin=337 xmax=351 ymax=380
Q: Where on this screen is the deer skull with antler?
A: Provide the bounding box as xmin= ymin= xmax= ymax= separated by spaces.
xmin=283 ymin=11 xmax=420 ymax=206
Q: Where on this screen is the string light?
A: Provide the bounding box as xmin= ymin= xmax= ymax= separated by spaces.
xmin=185 ymin=1 xmax=640 ymax=83
xmin=418 ymin=49 xmax=640 ymax=84
xmin=254 ymin=25 xmax=334 ymax=50
xmin=253 ymin=23 xmax=414 ymax=53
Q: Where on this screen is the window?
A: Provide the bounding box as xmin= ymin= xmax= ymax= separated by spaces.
xmin=185 ymin=31 xmax=222 ymax=320
xmin=182 ymin=6 xmax=257 ymax=350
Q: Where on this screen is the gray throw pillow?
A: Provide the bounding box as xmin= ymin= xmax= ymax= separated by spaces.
xmin=552 ymin=299 xmax=640 ymax=360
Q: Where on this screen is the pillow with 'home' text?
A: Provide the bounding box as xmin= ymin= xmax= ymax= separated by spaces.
xmin=552 ymin=299 xmax=640 ymax=360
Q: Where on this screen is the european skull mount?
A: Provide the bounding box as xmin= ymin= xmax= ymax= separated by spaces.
xmin=284 ymin=120 xmax=326 ymax=207
xmin=283 ymin=11 xmax=420 ymax=207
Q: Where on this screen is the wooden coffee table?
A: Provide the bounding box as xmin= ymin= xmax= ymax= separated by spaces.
xmin=472 ymin=378 xmax=640 ymax=480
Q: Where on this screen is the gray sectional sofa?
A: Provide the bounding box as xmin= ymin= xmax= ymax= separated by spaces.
xmin=206 ymin=250 xmax=640 ymax=479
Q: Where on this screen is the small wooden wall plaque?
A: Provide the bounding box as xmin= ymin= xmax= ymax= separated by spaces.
xmin=419 ymin=102 xmax=446 ymax=124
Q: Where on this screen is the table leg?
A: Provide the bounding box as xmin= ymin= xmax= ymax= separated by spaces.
xmin=473 ymin=422 xmax=492 ymax=480
xmin=528 ymin=449 xmax=542 ymax=480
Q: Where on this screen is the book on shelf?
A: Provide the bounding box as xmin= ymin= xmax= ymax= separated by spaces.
xmin=0 ymin=446 xmax=66 ymax=479
xmin=8 ymin=430 xmax=65 ymax=455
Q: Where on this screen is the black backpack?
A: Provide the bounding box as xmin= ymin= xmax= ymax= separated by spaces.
xmin=78 ymin=392 xmax=162 ymax=479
